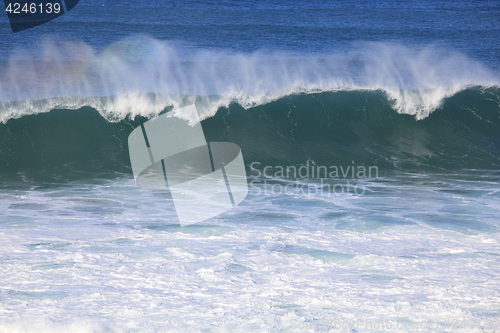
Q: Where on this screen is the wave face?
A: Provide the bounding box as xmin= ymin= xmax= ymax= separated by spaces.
xmin=0 ymin=38 xmax=499 ymax=123
xmin=0 ymin=87 xmax=499 ymax=181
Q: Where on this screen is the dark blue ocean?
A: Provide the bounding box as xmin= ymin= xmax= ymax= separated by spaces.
xmin=0 ymin=1 xmax=499 ymax=331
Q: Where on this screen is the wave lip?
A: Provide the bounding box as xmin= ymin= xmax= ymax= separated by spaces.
xmin=0 ymin=87 xmax=499 ymax=180
xmin=0 ymin=38 xmax=499 ymax=123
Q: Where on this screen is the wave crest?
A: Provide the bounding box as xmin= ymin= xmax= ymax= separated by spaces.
xmin=0 ymin=36 xmax=498 ymax=123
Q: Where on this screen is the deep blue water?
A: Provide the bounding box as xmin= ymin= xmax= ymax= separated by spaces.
xmin=0 ymin=0 xmax=498 ymax=66
xmin=0 ymin=1 xmax=499 ymax=331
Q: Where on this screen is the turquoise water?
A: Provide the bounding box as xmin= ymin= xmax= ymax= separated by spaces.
xmin=0 ymin=0 xmax=499 ymax=331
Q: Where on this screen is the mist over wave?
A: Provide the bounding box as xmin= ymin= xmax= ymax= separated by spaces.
xmin=0 ymin=36 xmax=498 ymax=123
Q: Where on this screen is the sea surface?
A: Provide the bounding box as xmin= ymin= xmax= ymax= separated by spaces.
xmin=0 ymin=0 xmax=499 ymax=331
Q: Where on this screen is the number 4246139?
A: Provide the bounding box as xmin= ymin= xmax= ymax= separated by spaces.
xmin=5 ymin=2 xmax=62 ymax=14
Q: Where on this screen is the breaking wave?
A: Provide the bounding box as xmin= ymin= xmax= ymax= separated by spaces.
xmin=0 ymin=87 xmax=499 ymax=181
xmin=0 ymin=36 xmax=498 ymax=123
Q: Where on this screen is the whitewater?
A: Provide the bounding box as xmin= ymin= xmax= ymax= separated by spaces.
xmin=0 ymin=0 xmax=499 ymax=331
xmin=0 ymin=38 xmax=498 ymax=123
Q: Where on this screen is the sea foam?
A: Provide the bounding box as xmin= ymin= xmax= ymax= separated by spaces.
xmin=0 ymin=36 xmax=498 ymax=123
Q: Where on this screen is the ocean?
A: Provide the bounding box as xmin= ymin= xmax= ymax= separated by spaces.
xmin=0 ymin=0 xmax=499 ymax=331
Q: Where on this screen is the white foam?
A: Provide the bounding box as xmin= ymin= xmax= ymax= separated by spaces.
xmin=0 ymin=175 xmax=499 ymax=331
xmin=0 ymin=37 xmax=498 ymax=123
